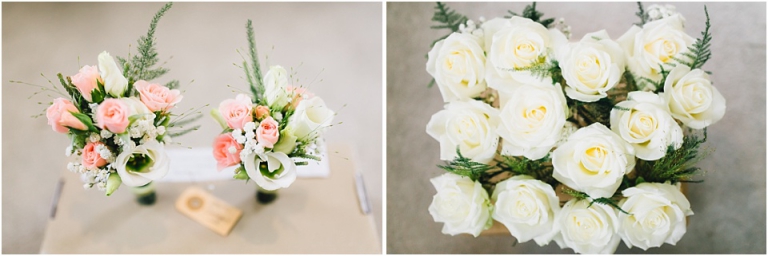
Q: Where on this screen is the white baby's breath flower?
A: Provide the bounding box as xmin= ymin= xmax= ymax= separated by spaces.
xmin=88 ymin=133 xmax=101 ymax=143
xmin=646 ymin=4 xmax=680 ymax=22
xmin=67 ymin=162 xmax=77 ymax=172
xmin=244 ymin=122 xmax=257 ymax=132
xmin=100 ymin=129 xmax=113 ymax=139
xmin=65 ymin=145 xmax=74 ymax=156
xmin=83 ymin=183 xmax=93 ymax=189
xmin=96 ymin=182 xmax=106 ymax=191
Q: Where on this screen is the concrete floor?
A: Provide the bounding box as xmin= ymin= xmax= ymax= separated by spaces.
xmin=387 ymin=2 xmax=766 ymax=254
xmin=3 ymin=2 xmax=382 ymax=253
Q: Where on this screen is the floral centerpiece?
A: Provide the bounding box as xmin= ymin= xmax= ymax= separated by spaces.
xmin=424 ymin=2 xmax=725 ymax=253
xmin=20 ymin=3 xmax=200 ymax=205
xmin=211 ymin=20 xmax=335 ymax=204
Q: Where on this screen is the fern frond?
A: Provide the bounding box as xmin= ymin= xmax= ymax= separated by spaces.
xmin=164 ymin=80 xmax=179 ymax=90
xmin=506 ymin=2 xmax=555 ymax=28
xmin=635 ymin=129 xmax=708 ymax=183
xmin=430 ymin=2 xmax=468 ymax=47
xmin=635 ymin=2 xmax=647 ymax=26
xmin=438 ymin=147 xmax=493 ymax=181
xmin=245 ymin=20 xmax=264 ymax=99
xmin=683 ymin=6 xmax=712 ymax=69
xmin=128 ymin=2 xmax=173 ymax=81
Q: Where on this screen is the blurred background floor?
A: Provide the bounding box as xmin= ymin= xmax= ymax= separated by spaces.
xmin=387 ymin=2 xmax=766 ymax=254
xmin=3 ymin=2 xmax=382 ymax=253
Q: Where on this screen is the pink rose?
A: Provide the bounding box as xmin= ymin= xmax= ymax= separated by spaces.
xmin=218 ymin=94 xmax=253 ymax=130
xmin=96 ymin=99 xmax=130 ymax=133
xmin=254 ymin=105 xmax=270 ymax=120
xmin=212 ymin=133 xmax=242 ymax=171
xmin=287 ymin=85 xmax=314 ymax=110
xmin=71 ymin=65 xmax=103 ymax=102
xmin=134 ymin=80 xmax=182 ymax=112
xmin=256 ymin=116 xmax=280 ymax=148
xmin=82 ymin=142 xmax=108 ymax=170
xmin=46 ymin=98 xmax=87 ymax=133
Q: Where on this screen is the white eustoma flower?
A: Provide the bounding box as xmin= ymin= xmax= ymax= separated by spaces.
xmin=114 ymin=140 xmax=170 ymax=187
xmin=617 ymin=14 xmax=695 ymax=90
xmin=243 ymin=151 xmax=297 ymax=191
xmin=559 ymin=30 xmax=625 ymax=102
xmin=428 ymin=173 xmax=492 ymax=237
xmin=619 ymin=182 xmax=693 ymax=250
xmin=552 ymin=123 xmax=636 ymax=198
xmin=98 ymin=51 xmax=129 ymax=97
xmin=286 ymin=96 xmax=335 ymax=140
xmin=482 ymin=16 xmax=568 ymax=93
xmin=553 ymin=199 xmax=622 ymax=254
xmin=263 ymin=65 xmax=291 ymax=108
xmin=496 ymin=80 xmax=567 ymax=160
xmin=662 ymin=65 xmax=726 ymax=129
xmin=492 ymin=175 xmax=560 ymax=245
xmin=426 ymin=100 xmax=500 ymax=164
xmin=426 ymin=32 xmax=487 ymax=102
xmin=610 ymin=91 xmax=683 ymax=161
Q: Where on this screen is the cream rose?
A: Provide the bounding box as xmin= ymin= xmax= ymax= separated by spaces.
xmin=263 ymin=65 xmax=292 ymax=109
xmin=244 ymin=151 xmax=297 ymax=191
xmin=426 ymin=100 xmax=499 ymax=164
xmin=560 ymin=30 xmax=625 ymax=102
xmin=552 ymin=123 xmax=635 ymax=198
xmin=114 ymin=140 xmax=170 ymax=187
xmin=426 ymin=32 xmax=487 ymax=102
xmin=610 ymin=91 xmax=683 ymax=161
xmin=662 ymin=65 xmax=726 ymax=129
xmin=428 ymin=173 xmax=492 ymax=237
xmin=617 ymin=14 xmax=695 ymax=90
xmin=496 ymin=80 xmax=567 ymax=160
xmin=97 ymin=51 xmax=129 ymax=97
xmin=286 ymin=96 xmax=335 ymax=140
xmin=492 ymin=175 xmax=560 ymax=245
xmin=553 ymin=199 xmax=622 ymax=254
xmin=619 ymin=182 xmax=693 ymax=250
xmin=484 ymin=16 xmax=567 ymax=92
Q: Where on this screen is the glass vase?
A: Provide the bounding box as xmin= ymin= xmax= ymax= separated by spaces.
xmin=131 ymin=182 xmax=157 ymax=205
xmin=256 ymin=186 xmax=278 ymax=204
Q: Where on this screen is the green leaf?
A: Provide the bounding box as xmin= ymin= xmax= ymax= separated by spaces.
xmin=233 ymin=166 xmax=249 ymax=180
xmin=90 ymin=88 xmax=104 ymax=103
xmin=69 ymin=111 xmax=97 ymax=132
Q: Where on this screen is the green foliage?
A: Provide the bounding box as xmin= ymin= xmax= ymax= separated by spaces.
xmin=635 ymin=129 xmax=708 ymax=183
xmin=500 ymin=56 xmax=561 ymax=84
xmin=673 ymin=6 xmax=712 ymax=70
xmin=569 ymin=97 xmax=614 ymax=127
xmin=438 ymin=147 xmax=493 ymax=181
xmin=496 ymin=155 xmax=556 ymax=186
xmin=167 ymin=125 xmax=200 ymax=137
xmin=69 ymin=112 xmax=98 ymax=132
xmin=244 ymin=20 xmax=264 ymax=100
xmin=635 ymin=2 xmax=647 ymax=26
xmin=120 ymin=2 xmax=174 ymax=83
xmin=164 ymin=80 xmax=180 ymax=90
xmin=430 ymin=2 xmax=468 ymax=47
xmin=562 ymin=187 xmax=630 ymax=214
xmin=507 ymin=2 xmax=555 ymax=28
xmin=57 ymin=73 xmax=87 ymax=111
xmin=233 ymin=166 xmax=249 ymax=180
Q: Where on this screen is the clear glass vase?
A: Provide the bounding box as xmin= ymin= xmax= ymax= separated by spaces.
xmin=131 ymin=182 xmax=157 ymax=205
xmin=256 ymin=186 xmax=278 ymax=204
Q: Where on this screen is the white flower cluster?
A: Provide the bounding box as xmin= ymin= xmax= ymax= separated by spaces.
xmin=458 ymin=18 xmax=484 ymax=38
xmin=67 ymin=157 xmax=112 ymax=191
xmin=232 ymin=122 xmax=267 ymax=162
xmin=426 ymin=3 xmax=724 ymax=254
xmin=128 ymin=115 xmax=164 ymax=144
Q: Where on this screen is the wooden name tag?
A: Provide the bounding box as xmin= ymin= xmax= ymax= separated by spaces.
xmin=175 ymin=187 xmax=243 ymax=236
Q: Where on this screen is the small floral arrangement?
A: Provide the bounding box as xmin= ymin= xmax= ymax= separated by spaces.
xmin=424 ymin=2 xmax=725 ymax=253
xmin=211 ymin=20 xmax=335 ymax=195
xmin=21 ymin=3 xmax=200 ymax=199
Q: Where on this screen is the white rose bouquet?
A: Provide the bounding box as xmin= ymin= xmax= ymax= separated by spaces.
xmin=19 ymin=3 xmax=201 ymax=205
xmin=210 ymin=20 xmax=335 ymax=204
xmin=424 ymin=2 xmax=725 ymax=253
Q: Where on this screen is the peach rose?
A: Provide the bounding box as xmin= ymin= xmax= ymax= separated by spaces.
xmin=254 ymin=105 xmax=270 ymax=120
xmin=256 ymin=116 xmax=280 ymax=148
xmin=71 ymin=65 xmax=102 ymax=102
xmin=212 ymin=133 xmax=242 ymax=171
xmin=46 ymin=98 xmax=87 ymax=133
xmin=218 ymin=94 xmax=253 ymax=130
xmin=134 ymin=80 xmax=182 ymax=112
xmin=82 ymin=142 xmax=108 ymax=170
xmin=287 ymin=85 xmax=314 ymax=109
xmin=96 ymin=99 xmax=130 ymax=134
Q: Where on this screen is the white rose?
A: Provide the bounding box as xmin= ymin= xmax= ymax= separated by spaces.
xmin=428 ymin=173 xmax=492 ymax=237
xmin=496 ymin=81 xmax=567 ymax=160
xmin=553 ymin=199 xmax=622 ymax=254
xmin=610 ymin=91 xmax=683 ymax=161
xmin=98 ymin=51 xmax=129 ymax=97
xmin=492 ymin=175 xmax=560 ymax=245
xmin=617 ymin=14 xmax=695 ymax=90
xmin=244 ymin=151 xmax=297 ymax=191
xmin=286 ymin=96 xmax=334 ymax=140
xmin=662 ymin=65 xmax=726 ymax=129
xmin=426 ymin=33 xmax=487 ymax=102
xmin=619 ymin=182 xmax=693 ymax=250
xmin=426 ymin=100 xmax=500 ymax=164
xmin=559 ymin=30 xmax=626 ymax=102
xmin=552 ymin=123 xmax=635 ymax=198
xmin=114 ymin=140 xmax=170 ymax=187
xmin=263 ymin=65 xmax=292 ymax=108
xmin=484 ymin=17 xmax=567 ymax=92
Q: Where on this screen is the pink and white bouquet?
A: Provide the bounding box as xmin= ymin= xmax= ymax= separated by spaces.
xmin=424 ymin=2 xmax=724 ymax=253
xmin=211 ymin=20 xmax=335 ymax=197
xmin=35 ymin=3 xmax=199 ymax=200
